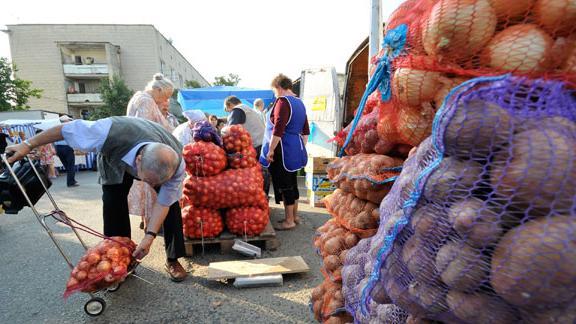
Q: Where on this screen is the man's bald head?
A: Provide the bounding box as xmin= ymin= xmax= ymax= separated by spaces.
xmin=139 ymin=143 xmax=180 ymax=186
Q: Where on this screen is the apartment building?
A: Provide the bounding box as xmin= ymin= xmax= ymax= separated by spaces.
xmin=5 ymin=24 xmax=209 ymax=118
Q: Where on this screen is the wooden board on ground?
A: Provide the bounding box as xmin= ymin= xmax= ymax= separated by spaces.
xmin=207 ymin=256 xmax=310 ymax=280
xmin=184 ymin=221 xmax=279 ymax=257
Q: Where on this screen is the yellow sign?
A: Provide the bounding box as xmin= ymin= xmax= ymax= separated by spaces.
xmin=311 ymin=96 xmax=327 ymax=111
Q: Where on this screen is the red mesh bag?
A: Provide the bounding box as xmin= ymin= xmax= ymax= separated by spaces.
xmin=182 ymin=205 xmax=223 ymax=239
xmin=326 ymin=154 xmax=403 ymax=204
xmin=310 ymin=278 xmax=353 ymax=323
xmin=64 ymin=237 xmax=136 ymax=297
xmin=324 ymin=189 xmax=380 ymax=239
xmin=313 ymin=219 xmax=364 ymax=282
xmin=228 ymin=146 xmax=258 ymax=169
xmin=347 ymin=0 xmax=575 ymax=159
xmin=222 ymin=125 xmax=253 ymax=153
xmin=183 ymin=141 xmax=227 ymax=177
xmin=225 ymin=206 xmax=269 ymax=237
xmin=182 ymin=166 xmax=266 ymax=209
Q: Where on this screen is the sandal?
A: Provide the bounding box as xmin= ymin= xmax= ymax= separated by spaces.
xmin=273 ymin=221 xmax=297 ymax=231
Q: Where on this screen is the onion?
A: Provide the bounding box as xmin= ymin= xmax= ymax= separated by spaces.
xmin=564 ymin=44 xmax=576 ymax=73
xmin=489 ymin=0 xmax=535 ymax=20
xmin=66 ymin=277 xmax=79 ymax=288
xmin=482 ymin=24 xmax=554 ymax=72
xmin=396 ymin=103 xmax=435 ymax=146
xmin=75 ymin=270 xmax=87 ymax=281
xmin=534 ymin=0 xmax=576 ymax=36
xmin=86 ymin=252 xmax=101 ymax=265
xmin=550 ymin=37 xmax=576 ymax=69
xmin=422 ymin=0 xmax=497 ymax=61
xmin=96 ymin=260 xmax=112 ymax=273
xmin=393 ymin=67 xmax=443 ymax=106
xmin=433 ymin=77 xmax=469 ymax=109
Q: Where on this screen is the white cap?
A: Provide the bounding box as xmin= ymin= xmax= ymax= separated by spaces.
xmin=183 ymin=110 xmax=207 ymax=123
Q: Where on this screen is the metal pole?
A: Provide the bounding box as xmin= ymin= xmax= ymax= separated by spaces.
xmin=369 ymin=0 xmax=382 ymax=73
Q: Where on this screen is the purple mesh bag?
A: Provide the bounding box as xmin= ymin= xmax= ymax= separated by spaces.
xmin=192 ymin=120 xmax=223 ymax=147
xmin=343 ymin=75 xmax=576 ymax=323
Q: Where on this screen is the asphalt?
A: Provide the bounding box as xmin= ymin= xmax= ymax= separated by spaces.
xmin=0 ymin=171 xmax=330 ymax=324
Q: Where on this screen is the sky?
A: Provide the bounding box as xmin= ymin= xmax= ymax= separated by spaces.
xmin=0 ymin=0 xmax=405 ymax=88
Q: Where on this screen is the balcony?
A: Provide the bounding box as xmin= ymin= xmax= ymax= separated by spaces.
xmin=63 ymin=64 xmax=108 ymax=78
xmin=67 ymin=93 xmax=103 ymax=105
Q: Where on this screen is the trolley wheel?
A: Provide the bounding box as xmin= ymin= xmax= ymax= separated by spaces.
xmin=107 ymin=282 xmax=121 ymax=292
xmin=84 ymin=297 xmax=106 ymax=316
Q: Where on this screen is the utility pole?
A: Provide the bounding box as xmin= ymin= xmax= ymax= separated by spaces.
xmin=369 ymin=0 xmax=382 ymax=74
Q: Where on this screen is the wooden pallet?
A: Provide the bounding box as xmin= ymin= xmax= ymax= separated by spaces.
xmin=184 ymin=221 xmax=280 ymax=257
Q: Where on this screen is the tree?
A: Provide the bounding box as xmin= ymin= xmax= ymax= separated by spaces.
xmin=0 ymin=57 xmax=42 ymax=111
xmin=184 ymin=79 xmax=202 ymax=88
xmin=90 ymin=75 xmax=134 ymax=120
xmin=213 ymin=73 xmax=240 ymax=86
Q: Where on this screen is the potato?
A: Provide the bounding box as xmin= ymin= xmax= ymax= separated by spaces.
xmin=311 ymin=284 xmax=325 ymax=301
xmin=411 ymin=204 xmax=450 ymax=236
xmin=491 ymin=216 xmax=576 ymax=307
xmin=448 ymin=198 xmax=503 ymax=247
xmin=325 ymin=313 xmax=353 ymax=324
xmin=343 ymin=232 xmax=359 ymax=249
xmin=350 ymin=211 xmax=378 ymax=230
xmin=446 ymin=290 xmax=518 ymax=324
xmin=405 ymin=314 xmax=435 ymax=324
xmin=423 ymin=157 xmax=484 ymax=204
xmin=402 ymin=235 xmax=439 ymax=281
xmin=370 ymin=279 xmax=392 ymax=304
xmin=435 ymin=241 xmax=489 ymax=291
xmin=324 ymin=254 xmax=342 ymax=272
xmin=312 ymin=300 xmax=323 ymax=320
xmin=372 ymin=304 xmax=407 ymax=323
xmin=385 ymin=278 xmax=427 ymax=316
xmin=407 ymin=281 xmax=448 ymax=314
xmin=520 ymin=300 xmax=576 ymax=324
xmin=324 ymin=236 xmax=345 ymax=255
xmin=444 ymin=99 xmax=513 ymax=159
xmin=491 ymin=126 xmax=576 ymax=213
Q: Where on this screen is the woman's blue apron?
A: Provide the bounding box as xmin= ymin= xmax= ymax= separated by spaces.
xmin=259 ymin=96 xmax=308 ymax=172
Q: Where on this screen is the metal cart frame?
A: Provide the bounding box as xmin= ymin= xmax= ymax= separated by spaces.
xmin=1 ymin=153 xmax=126 ymax=316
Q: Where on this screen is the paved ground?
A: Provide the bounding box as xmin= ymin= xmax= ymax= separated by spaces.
xmin=0 ymin=171 xmax=330 ymax=324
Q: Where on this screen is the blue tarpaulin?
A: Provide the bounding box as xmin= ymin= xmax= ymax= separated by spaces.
xmin=177 ymin=86 xmax=275 ymax=118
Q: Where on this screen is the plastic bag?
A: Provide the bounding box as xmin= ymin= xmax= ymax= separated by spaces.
xmin=192 ymin=120 xmax=223 ymax=147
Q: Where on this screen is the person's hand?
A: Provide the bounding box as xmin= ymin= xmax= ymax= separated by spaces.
xmin=5 ymin=143 xmax=31 ymax=163
xmin=132 ymin=235 xmax=155 ymax=260
xmin=266 ymin=151 xmax=274 ymax=162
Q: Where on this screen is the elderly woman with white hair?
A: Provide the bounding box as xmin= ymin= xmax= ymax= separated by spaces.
xmin=172 ymin=110 xmax=207 ymax=146
xmin=126 ymin=74 xmax=175 ymax=230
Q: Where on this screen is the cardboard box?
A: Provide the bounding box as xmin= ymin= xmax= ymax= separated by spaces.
xmin=305 ymin=157 xmax=336 ymax=173
xmin=307 ymin=189 xmax=333 ymax=208
xmin=305 ymin=172 xmax=336 ymax=208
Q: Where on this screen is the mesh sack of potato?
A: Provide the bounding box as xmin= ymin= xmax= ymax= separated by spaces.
xmin=314 ymin=219 xmax=363 ymax=282
xmin=310 ymin=278 xmax=353 ymax=323
xmin=324 ymin=189 xmax=381 ymax=238
xmin=326 ymin=154 xmax=403 ymax=204
xmin=342 ymin=76 xmax=576 ymax=323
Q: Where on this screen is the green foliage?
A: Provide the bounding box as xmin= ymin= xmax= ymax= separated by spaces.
xmin=213 ymin=73 xmax=240 ymax=86
xmin=184 ymin=79 xmax=202 ymax=88
xmin=90 ymin=75 xmax=134 ymax=120
xmin=0 ymin=57 xmax=42 ymax=111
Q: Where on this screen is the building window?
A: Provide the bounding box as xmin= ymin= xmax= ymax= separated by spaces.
xmin=78 ymin=82 xmax=86 ymax=94
xmin=75 ymin=56 xmax=82 ymax=65
xmin=160 ymin=60 xmax=165 ymax=74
